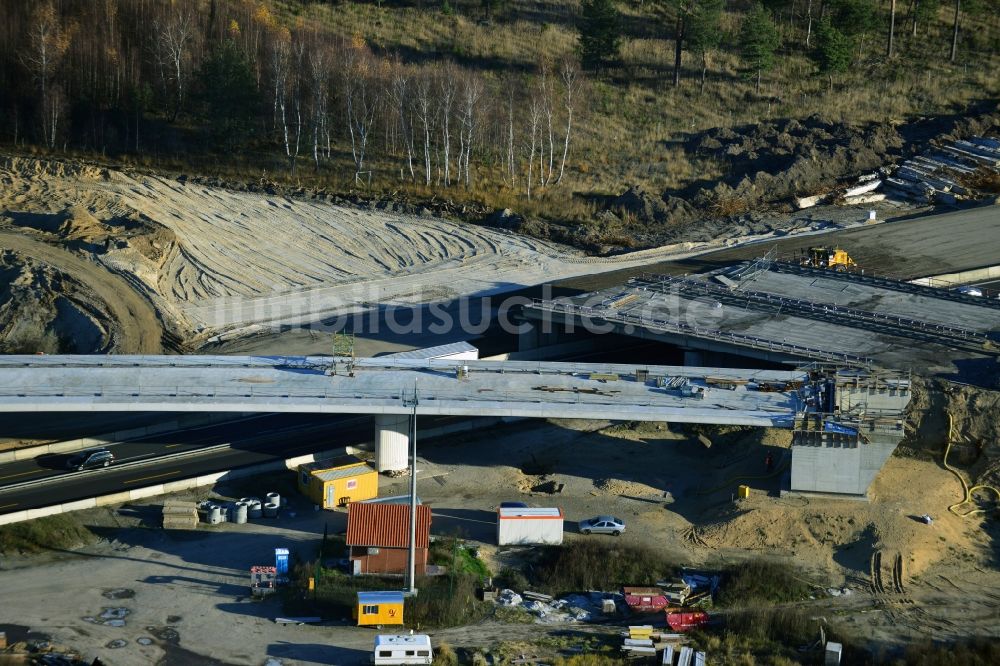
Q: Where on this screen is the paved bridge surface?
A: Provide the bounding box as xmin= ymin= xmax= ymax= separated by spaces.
xmin=0 ymin=355 xmax=806 ymax=426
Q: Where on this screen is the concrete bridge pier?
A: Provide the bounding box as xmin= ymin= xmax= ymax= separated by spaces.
xmin=682 ymin=349 xmax=704 ymax=367
xmin=374 ymin=414 xmax=409 ymax=472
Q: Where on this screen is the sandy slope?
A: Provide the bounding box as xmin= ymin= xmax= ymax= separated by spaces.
xmin=0 ymin=156 xmax=845 ymax=340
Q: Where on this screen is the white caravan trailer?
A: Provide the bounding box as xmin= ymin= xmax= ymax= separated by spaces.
xmin=372 ymin=634 xmax=433 ymax=665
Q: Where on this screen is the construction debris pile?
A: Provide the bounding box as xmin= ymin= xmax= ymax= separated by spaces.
xmin=796 ymin=136 xmax=1000 ymax=210
xmin=620 ymin=625 xmax=709 ymax=664
xmin=495 ymin=589 xmax=616 ymax=623
xmin=884 ymin=137 xmax=1000 ymax=204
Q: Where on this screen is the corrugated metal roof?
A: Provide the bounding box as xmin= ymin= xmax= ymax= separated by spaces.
xmin=361 ymin=494 xmax=422 ymax=505
xmin=347 ymin=503 xmax=432 ymax=548
xmin=498 ymin=507 xmax=563 ymax=519
xmin=358 ymin=591 xmax=405 ymax=604
xmin=312 ymin=462 xmax=374 ymax=482
xmin=299 ymin=455 xmax=367 ymax=474
xmin=380 ymin=341 xmax=478 ymax=360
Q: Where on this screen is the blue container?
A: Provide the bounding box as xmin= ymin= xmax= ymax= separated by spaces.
xmin=275 ymin=547 xmax=289 ymax=575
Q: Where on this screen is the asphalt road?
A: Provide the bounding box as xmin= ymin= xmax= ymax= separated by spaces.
xmin=0 ymin=414 xmax=475 ymax=516
xmin=554 ymin=204 xmax=1000 ymax=292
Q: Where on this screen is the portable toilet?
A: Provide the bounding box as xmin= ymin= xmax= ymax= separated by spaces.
xmin=373 ymin=634 xmax=433 ymax=665
xmin=297 ymin=455 xmax=378 ymax=508
xmin=355 ymin=591 xmax=405 ymax=627
xmin=274 ymin=548 xmax=289 ymax=575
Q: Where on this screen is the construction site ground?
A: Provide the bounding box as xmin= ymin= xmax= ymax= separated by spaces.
xmin=1 ymin=418 xmax=997 ymax=665
xmin=7 ymin=154 xmax=1000 ymax=358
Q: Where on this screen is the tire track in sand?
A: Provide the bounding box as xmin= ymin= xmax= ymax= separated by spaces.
xmin=0 ymin=229 xmax=163 ymax=353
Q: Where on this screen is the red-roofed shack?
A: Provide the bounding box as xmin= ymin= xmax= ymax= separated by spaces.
xmin=346 ymin=503 xmax=432 ymax=576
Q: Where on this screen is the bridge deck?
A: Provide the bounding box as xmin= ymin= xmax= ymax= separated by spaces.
xmin=0 ymin=356 xmax=805 ymax=426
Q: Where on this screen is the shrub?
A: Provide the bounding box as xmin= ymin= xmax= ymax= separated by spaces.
xmin=406 ymin=572 xmax=491 ymax=629
xmin=531 ymin=540 xmax=677 ymax=593
xmin=716 ymin=559 xmax=809 ymax=606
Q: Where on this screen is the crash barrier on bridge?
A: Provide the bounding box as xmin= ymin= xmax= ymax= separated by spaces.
xmin=0 ymin=413 xmax=251 ymax=465
xmin=528 ymin=298 xmax=874 ymax=367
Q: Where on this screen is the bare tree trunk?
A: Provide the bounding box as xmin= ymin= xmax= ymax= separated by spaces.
xmin=805 ymin=0 xmax=814 ymax=47
xmin=526 ymin=98 xmax=540 ymax=200
xmin=673 ymin=14 xmax=684 ymax=87
xmin=910 ymin=0 xmax=919 ymax=37
xmin=700 ymin=50 xmax=708 ymax=93
xmin=507 ymin=91 xmax=516 ymax=188
xmin=415 ymin=77 xmax=433 ymax=186
xmin=950 ymin=0 xmax=961 ymax=62
xmin=756 ymin=68 xmax=761 ymax=94
xmin=556 ymin=61 xmax=577 ymax=185
xmin=887 ymin=0 xmax=896 ymax=57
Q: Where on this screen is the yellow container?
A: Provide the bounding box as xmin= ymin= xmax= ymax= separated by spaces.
xmin=297 ymin=456 xmax=378 ymax=508
xmin=355 ymin=591 xmax=405 ymax=626
xmin=737 ymin=485 xmax=750 ymax=499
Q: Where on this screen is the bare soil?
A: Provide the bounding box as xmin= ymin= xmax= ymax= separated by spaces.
xmin=1 ymin=418 xmax=997 ymax=664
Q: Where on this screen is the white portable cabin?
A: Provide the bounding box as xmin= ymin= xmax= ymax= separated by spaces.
xmin=497 ymin=507 xmax=564 ymax=545
xmin=372 ymin=634 xmax=433 ymax=665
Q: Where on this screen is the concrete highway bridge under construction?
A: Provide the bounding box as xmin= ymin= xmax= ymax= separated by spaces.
xmin=0 ymin=355 xmax=910 ymax=499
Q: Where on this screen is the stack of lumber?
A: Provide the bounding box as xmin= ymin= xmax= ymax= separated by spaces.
xmin=161 ymin=500 xmax=199 ymax=530
xmin=621 ymin=625 xmax=656 ymax=657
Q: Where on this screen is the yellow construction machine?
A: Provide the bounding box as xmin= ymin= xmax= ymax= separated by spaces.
xmin=802 ymin=246 xmax=857 ymax=271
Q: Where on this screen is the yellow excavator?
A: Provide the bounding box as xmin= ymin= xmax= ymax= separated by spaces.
xmin=802 ymin=246 xmax=857 ymax=271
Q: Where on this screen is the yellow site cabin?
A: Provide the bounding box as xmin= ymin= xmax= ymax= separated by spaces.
xmin=355 ymin=591 xmax=405 ymax=627
xmin=297 ymin=456 xmax=378 ymax=509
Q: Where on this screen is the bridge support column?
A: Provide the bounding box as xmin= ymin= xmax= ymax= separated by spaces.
xmin=682 ymin=349 xmax=704 ymax=367
xmin=374 ymin=414 xmax=409 ymax=472
xmin=518 ymin=323 xmax=542 ymax=351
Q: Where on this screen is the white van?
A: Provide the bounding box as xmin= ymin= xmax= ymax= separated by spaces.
xmin=372 ymin=634 xmax=433 ymax=665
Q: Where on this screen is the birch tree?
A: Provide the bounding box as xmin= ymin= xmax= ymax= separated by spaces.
xmin=342 ymin=40 xmax=380 ymax=181
xmin=307 ymin=43 xmax=332 ymax=171
xmin=556 ymin=59 xmax=579 ymax=185
xmin=414 ymin=71 xmax=435 ymax=186
xmin=436 ymin=63 xmax=458 ymax=186
xmin=390 ymin=62 xmax=416 ymax=181
xmin=458 ymin=73 xmax=483 ymax=187
xmin=153 ymin=9 xmax=195 ymax=121
xmin=23 ymin=1 xmax=71 ymax=148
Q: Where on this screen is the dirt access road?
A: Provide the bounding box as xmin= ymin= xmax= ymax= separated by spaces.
xmin=2 ymin=418 xmax=998 ymax=664
xmin=0 ymin=229 xmax=162 ymax=353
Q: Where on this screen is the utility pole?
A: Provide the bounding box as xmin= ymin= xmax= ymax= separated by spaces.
xmin=405 ymin=384 xmax=418 ymax=596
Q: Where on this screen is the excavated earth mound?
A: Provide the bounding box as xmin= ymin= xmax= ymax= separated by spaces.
xmin=0 ymin=249 xmax=112 ymax=353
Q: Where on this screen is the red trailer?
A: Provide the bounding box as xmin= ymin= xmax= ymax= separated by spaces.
xmin=665 ymin=610 xmax=709 ymax=632
xmin=622 ymin=587 xmax=670 ymax=613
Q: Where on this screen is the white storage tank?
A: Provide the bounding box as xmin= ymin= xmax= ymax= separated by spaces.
xmin=497 ymin=507 xmax=564 ymax=546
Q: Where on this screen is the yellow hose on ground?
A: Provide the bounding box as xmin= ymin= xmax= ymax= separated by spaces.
xmin=944 ymin=414 xmax=1000 ymax=518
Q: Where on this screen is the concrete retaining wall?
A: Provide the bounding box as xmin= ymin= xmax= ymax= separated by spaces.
xmin=909 ymin=263 xmax=1000 ymax=287
xmin=0 ymin=413 xmax=248 ymax=464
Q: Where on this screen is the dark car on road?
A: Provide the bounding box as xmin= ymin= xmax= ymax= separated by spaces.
xmin=66 ymin=448 xmax=115 ymax=471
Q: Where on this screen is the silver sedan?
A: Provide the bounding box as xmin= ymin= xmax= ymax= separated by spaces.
xmin=579 ymin=515 xmax=626 ymax=536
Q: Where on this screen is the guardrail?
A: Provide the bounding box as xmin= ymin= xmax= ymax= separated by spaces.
xmin=770 ymin=261 xmax=1000 ymax=309
xmin=0 ymin=383 xmax=797 ymax=412
xmin=528 ymin=299 xmax=874 ymax=368
xmin=630 ymin=274 xmax=993 ymax=351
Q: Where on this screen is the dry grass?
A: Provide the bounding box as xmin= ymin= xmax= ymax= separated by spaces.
xmin=107 ymin=2 xmax=1000 ymax=218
